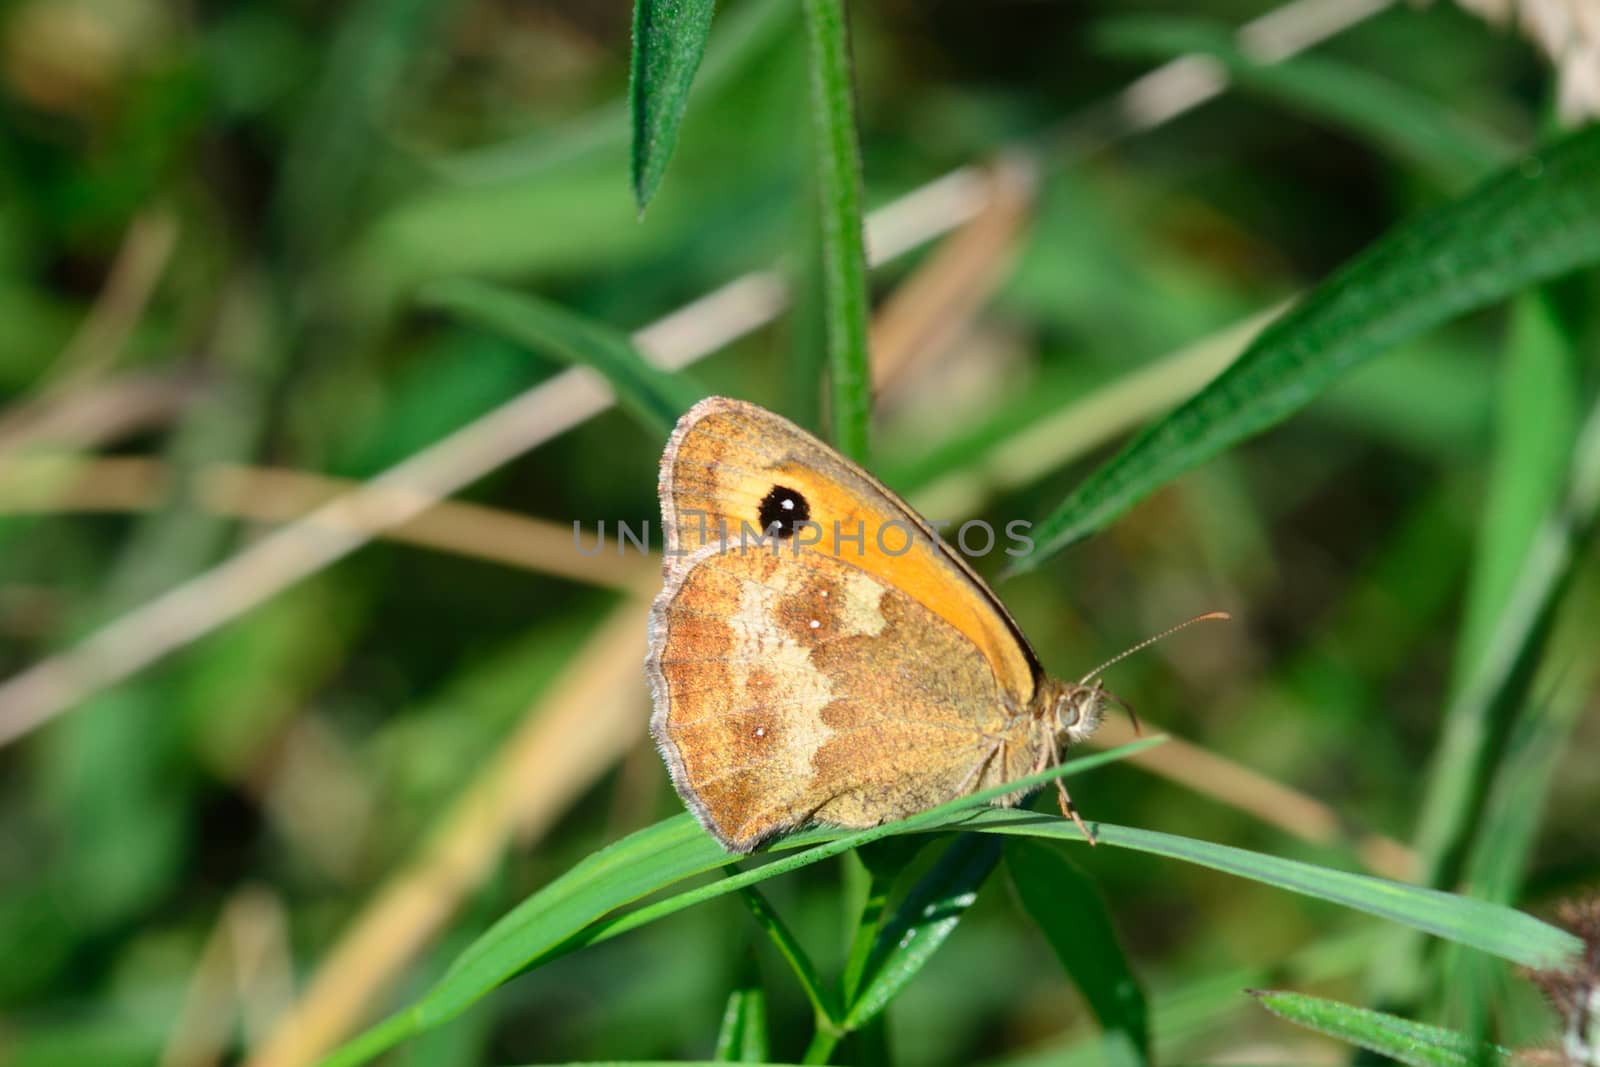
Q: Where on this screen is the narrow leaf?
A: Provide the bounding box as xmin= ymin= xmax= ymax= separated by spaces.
xmin=420 ymin=279 xmax=703 ymax=436
xmin=714 ymin=952 xmax=771 ymax=1063
xmin=1453 ymin=291 xmax=1579 ymax=681
xmin=733 ymin=880 xmax=839 ymax=1028
xmin=630 ymin=0 xmax=717 ymax=210
xmin=317 ymin=742 xmax=1162 ymax=1067
xmin=801 ymin=0 xmax=872 ymax=461
xmin=844 ymin=834 xmax=1004 ymax=1027
xmin=954 ymin=810 xmax=1582 ymax=970
xmin=1415 ymin=388 xmax=1600 ymax=890
xmin=1012 ymin=123 xmax=1600 ymax=572
xmin=1007 ymin=840 xmax=1149 ymax=1065
xmin=1250 ymin=990 xmax=1511 ymax=1067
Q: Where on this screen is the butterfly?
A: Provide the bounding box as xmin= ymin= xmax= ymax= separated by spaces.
xmin=645 ymin=396 xmax=1220 ymax=853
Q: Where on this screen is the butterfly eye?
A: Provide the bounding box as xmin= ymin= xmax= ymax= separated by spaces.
xmin=758 ymin=484 xmax=810 ymax=538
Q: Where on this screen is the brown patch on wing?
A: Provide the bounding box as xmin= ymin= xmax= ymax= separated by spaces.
xmin=648 ymin=546 xmax=1043 ymax=851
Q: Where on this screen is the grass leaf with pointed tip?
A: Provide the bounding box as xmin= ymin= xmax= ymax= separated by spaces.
xmin=630 ymin=0 xmax=717 ymax=211
xmin=1249 ymin=990 xmax=1511 ymax=1067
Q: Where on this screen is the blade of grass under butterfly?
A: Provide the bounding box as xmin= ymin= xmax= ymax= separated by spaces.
xmin=630 ymin=0 xmax=717 ymax=211
xmin=1007 ymin=840 xmax=1150 ymax=1066
xmin=951 ymin=810 xmax=1581 ymax=970
xmin=419 ymin=279 xmax=703 ymax=437
xmin=1009 ymin=123 xmax=1600 ymax=574
xmin=733 ymin=881 xmax=840 ymax=1030
xmin=801 ymin=0 xmax=871 ymax=462
xmin=843 ymin=834 xmax=1005 ymax=1029
xmin=1249 ymin=990 xmax=1510 ymax=1067
xmin=316 ymin=741 xmax=1163 ymax=1067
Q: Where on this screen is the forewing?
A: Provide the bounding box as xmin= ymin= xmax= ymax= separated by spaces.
xmin=658 ymin=397 xmax=1041 ymax=705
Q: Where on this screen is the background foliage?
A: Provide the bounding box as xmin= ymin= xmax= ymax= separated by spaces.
xmin=0 ymin=1 xmax=1597 ymax=1065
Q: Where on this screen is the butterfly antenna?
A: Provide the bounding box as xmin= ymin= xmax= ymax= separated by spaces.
xmin=1077 ymin=611 xmax=1232 ymax=686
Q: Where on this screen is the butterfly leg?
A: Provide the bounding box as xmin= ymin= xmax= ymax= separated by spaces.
xmin=956 ymin=739 xmax=1005 ymax=798
xmin=1049 ymin=745 xmax=1097 ymax=845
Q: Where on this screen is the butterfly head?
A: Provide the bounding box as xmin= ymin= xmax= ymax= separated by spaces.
xmin=1036 ymin=676 xmax=1110 ymax=746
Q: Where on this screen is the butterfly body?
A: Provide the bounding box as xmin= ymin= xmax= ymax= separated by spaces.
xmin=646 ymin=397 xmax=1104 ymax=853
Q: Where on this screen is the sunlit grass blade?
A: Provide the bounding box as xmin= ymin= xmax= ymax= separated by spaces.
xmin=1095 ymin=16 xmax=1512 ymax=187
xmin=801 ymin=0 xmax=872 ymax=461
xmin=420 ymin=278 xmax=703 ymax=436
xmin=1248 ymin=990 xmax=1510 ymax=1067
xmin=953 ymin=811 xmax=1581 ymax=970
xmin=843 ymin=834 xmax=1004 ymax=1028
xmin=1007 ymin=840 xmax=1149 ymax=1066
xmin=317 ymin=741 xmax=1163 ymax=1067
xmin=630 ymin=0 xmax=717 ymax=211
xmin=1010 ymin=123 xmax=1600 ymax=573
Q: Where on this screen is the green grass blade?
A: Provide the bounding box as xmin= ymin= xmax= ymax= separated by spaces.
xmin=953 ymin=811 xmax=1582 ymax=970
xmin=1010 ymin=123 xmax=1600 ymax=573
xmin=1415 ymin=388 xmax=1600 ymax=891
xmin=715 ymin=952 xmax=772 ymax=1062
xmin=1006 ymin=840 xmax=1150 ymax=1065
xmin=1095 ymin=16 xmax=1512 ymax=187
xmin=801 ymin=0 xmax=871 ymax=462
xmin=838 ymin=837 xmax=927 ymax=1003
xmin=1409 ymin=293 xmax=1583 ymax=1026
xmin=318 ymin=742 xmax=1163 ymax=1067
xmin=420 ymin=278 xmax=703 ymax=437
xmin=630 ymin=0 xmax=717 ymax=211
xmin=580 ymin=742 xmax=1161 ymax=954
xmin=1249 ymin=991 xmax=1510 ymax=1067
xmin=733 ymin=880 xmax=841 ymax=1028
xmin=843 ymin=834 xmax=1004 ymax=1028
xmin=1452 ymin=291 xmax=1580 ymax=683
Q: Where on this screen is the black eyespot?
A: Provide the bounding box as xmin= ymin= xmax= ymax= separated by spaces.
xmin=758 ymin=484 xmax=810 ymax=538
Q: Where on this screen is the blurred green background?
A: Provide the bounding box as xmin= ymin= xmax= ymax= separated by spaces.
xmin=1 ymin=0 xmax=1596 ymax=1064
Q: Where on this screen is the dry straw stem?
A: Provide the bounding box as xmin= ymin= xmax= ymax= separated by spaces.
xmin=0 ymin=372 xmax=201 ymax=458
xmin=244 ymin=599 xmax=652 ymax=1067
xmin=0 ymin=0 xmax=1391 ymax=749
xmin=46 ymin=207 xmax=179 ymax=392
xmin=869 ymin=156 xmax=1035 ymax=394
xmin=160 ymin=887 xmax=294 ymax=1067
xmin=0 ymin=457 xmax=658 ymax=594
